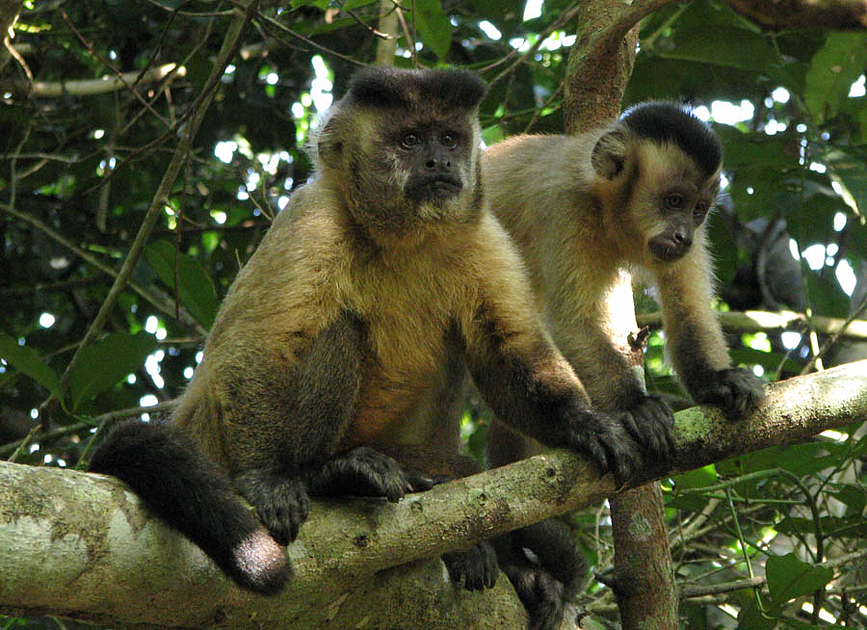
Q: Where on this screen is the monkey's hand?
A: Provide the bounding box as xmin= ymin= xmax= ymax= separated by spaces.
xmin=553 ymin=408 xmax=643 ymax=486
xmin=307 ymin=446 xmax=419 ymax=502
xmin=442 ymin=540 xmax=499 ymax=591
xmin=614 ymin=394 xmax=675 ymax=464
xmin=234 ymin=472 xmax=310 ymax=546
xmin=692 ymin=367 xmax=765 ymax=421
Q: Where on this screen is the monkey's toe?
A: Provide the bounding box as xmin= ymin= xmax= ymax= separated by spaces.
xmin=234 ymin=472 xmax=310 ymax=546
xmin=501 ymin=561 xmax=566 ymax=630
xmin=623 ymin=394 xmax=675 ymax=463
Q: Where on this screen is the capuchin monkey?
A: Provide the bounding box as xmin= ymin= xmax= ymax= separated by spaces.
xmin=482 ymin=102 xmax=766 ymax=628
xmin=89 ymin=67 xmax=656 ymax=599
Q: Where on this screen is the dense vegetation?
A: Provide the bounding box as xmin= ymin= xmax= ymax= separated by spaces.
xmin=1 ymin=0 xmax=866 ymax=628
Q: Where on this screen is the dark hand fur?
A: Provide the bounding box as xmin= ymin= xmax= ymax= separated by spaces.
xmin=614 ymin=393 xmax=675 ymax=463
xmin=688 ymin=367 xmax=765 ymax=421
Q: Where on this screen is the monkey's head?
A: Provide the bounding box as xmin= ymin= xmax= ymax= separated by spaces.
xmin=591 ymin=102 xmax=722 ymax=265
xmin=311 ymin=67 xmax=488 ymax=238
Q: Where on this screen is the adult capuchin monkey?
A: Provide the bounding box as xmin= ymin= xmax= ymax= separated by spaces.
xmin=88 ymin=67 xmax=665 ymax=600
xmin=481 ymin=102 xmax=766 ymax=628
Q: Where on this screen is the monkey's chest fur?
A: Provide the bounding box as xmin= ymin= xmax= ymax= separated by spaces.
xmin=343 ymin=254 xmax=468 ymax=448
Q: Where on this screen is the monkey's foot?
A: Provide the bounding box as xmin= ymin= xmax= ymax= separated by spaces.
xmin=442 ymin=540 xmax=499 ymax=591
xmin=308 ymin=446 xmax=414 ymax=502
xmin=615 ymin=393 xmax=675 ymax=464
xmin=561 ymin=408 xmax=643 ymax=487
xmin=235 ymin=472 xmax=310 ymax=546
xmin=693 ymin=367 xmax=765 ymax=421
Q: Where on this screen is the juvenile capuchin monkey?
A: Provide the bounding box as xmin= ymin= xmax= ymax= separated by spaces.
xmin=88 ymin=67 xmax=662 ymax=599
xmin=481 ymin=102 xmax=765 ymax=628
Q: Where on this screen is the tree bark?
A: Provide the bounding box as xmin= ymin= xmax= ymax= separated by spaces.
xmin=2 ymin=360 xmax=866 ymax=628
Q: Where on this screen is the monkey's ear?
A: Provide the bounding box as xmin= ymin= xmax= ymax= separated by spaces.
xmin=313 ymin=112 xmax=345 ymax=170
xmin=590 ymin=127 xmax=629 ymax=180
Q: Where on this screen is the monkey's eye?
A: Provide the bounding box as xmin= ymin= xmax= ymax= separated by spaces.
xmin=441 ymin=132 xmax=458 ymax=149
xmin=693 ymin=201 xmax=708 ymax=218
xmin=400 ymin=132 xmax=421 ymax=150
xmin=664 ymin=194 xmax=684 ymax=210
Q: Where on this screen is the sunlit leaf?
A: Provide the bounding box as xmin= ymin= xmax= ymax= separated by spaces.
xmin=804 ymin=32 xmax=867 ymax=124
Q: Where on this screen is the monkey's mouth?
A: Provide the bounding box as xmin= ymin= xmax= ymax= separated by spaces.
xmin=648 ymin=239 xmax=689 ymax=263
xmin=407 ymin=175 xmax=464 ymax=203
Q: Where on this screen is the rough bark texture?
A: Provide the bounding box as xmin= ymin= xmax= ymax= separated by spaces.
xmin=2 ymin=360 xmax=867 ymax=628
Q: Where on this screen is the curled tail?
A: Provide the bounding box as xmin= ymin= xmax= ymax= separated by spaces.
xmin=88 ymin=420 xmax=289 ymax=595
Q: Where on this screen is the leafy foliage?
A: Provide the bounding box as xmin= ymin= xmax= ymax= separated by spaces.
xmin=1 ymin=0 xmax=866 ymax=628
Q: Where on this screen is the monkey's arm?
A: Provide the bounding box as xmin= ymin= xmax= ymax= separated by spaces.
xmin=546 ymin=270 xmax=675 ymax=461
xmin=656 ymin=244 xmax=765 ymax=420
xmin=460 ymin=220 xmax=642 ymax=481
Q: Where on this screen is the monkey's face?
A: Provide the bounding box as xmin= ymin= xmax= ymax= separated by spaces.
xmin=631 ymin=146 xmax=719 ymax=264
xmin=646 ymin=188 xmax=712 ymax=262
xmin=377 ymin=116 xmax=480 ymax=219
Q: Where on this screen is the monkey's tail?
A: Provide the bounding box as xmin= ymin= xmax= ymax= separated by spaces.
xmin=88 ymin=419 xmax=290 ymax=595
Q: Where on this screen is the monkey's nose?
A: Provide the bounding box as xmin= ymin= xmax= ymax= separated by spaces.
xmin=426 ymin=158 xmax=452 ymax=170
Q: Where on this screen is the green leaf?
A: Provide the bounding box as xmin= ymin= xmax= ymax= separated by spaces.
xmin=67 ymin=332 xmax=158 ymax=412
xmin=660 ymin=26 xmax=778 ymax=72
xmin=145 ymin=240 xmax=219 ymax=329
xmin=717 ymin=127 xmax=800 ymax=171
xmin=804 ymin=32 xmax=867 ymax=124
xmin=674 ymin=464 xmax=717 ymax=490
xmin=0 ymin=333 xmax=63 ymax=400
xmin=736 ymin=598 xmax=779 ymax=630
xmin=822 ymin=147 xmax=867 ymax=217
xmin=414 ymin=0 xmax=451 ymax=61
xmin=766 ymin=553 xmax=833 ymax=605
xmin=777 ymin=516 xmax=867 ymax=539
xmin=805 ymin=268 xmax=850 ymax=319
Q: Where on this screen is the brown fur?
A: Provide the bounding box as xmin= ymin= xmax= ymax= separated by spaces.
xmin=483 ymin=105 xmax=764 ymax=466
xmin=100 ymin=68 xmax=646 ymax=597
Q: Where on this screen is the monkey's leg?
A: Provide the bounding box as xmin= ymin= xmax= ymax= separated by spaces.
xmin=547 ymin=272 xmax=676 ymax=465
xmin=306 ymin=445 xmax=421 ymax=502
xmin=378 ymin=445 xmax=499 ymax=591
xmin=486 ymin=422 xmax=586 ymax=628
xmin=493 ymin=520 xmax=587 ymax=630
xmin=464 ymin=316 xmax=642 ymax=485
xmin=224 ymin=311 xmax=365 ymax=546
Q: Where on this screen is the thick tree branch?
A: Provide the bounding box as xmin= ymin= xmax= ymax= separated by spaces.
xmin=725 ymin=0 xmax=867 ymax=30
xmin=638 ymin=310 xmax=867 ymax=341
xmin=2 ymin=360 xmax=866 ymax=628
xmin=0 ymin=63 xmax=187 ymax=97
